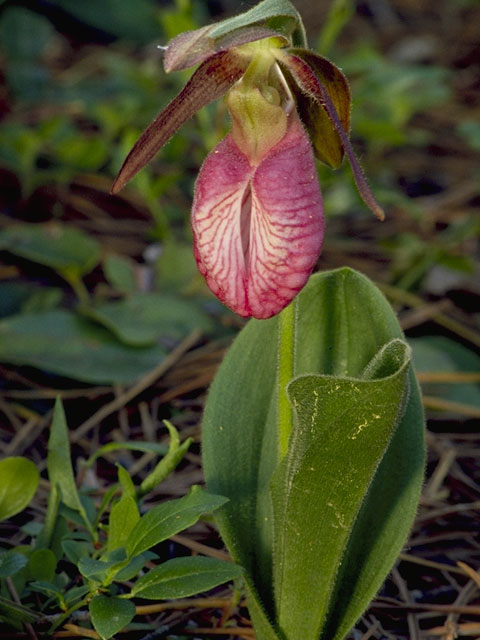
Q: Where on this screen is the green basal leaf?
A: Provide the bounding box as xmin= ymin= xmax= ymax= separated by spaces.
xmin=202 ymin=268 xmax=425 ymax=640
xmin=0 ymin=223 xmax=101 ymax=278
xmin=126 ymin=486 xmax=228 ymax=559
xmin=0 ymin=551 xmax=28 ymax=578
xmin=272 ymin=340 xmax=410 ymax=639
xmin=89 ymin=595 xmax=136 ymax=640
xmin=129 ymin=556 xmax=244 ymax=600
xmin=0 ymin=457 xmax=39 ymax=521
xmin=47 ymin=399 xmax=92 ymax=534
xmin=107 ymin=495 xmax=139 ymax=554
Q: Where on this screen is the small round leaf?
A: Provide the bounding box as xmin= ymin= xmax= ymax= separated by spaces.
xmin=89 ymin=595 xmax=136 ymax=640
xmin=0 ymin=457 xmax=39 ymax=521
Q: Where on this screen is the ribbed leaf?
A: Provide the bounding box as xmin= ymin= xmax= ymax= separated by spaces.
xmin=202 ymin=268 xmax=424 ymax=640
xmin=272 ymin=340 xmax=411 ymax=639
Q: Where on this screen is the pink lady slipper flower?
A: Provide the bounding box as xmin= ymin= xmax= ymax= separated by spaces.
xmin=111 ymin=0 xmax=384 ymax=319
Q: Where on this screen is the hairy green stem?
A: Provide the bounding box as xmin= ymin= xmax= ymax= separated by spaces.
xmin=277 ymin=297 xmax=296 ymax=460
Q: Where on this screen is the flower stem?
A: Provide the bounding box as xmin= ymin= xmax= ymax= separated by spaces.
xmin=277 ymin=297 xmax=296 ymax=460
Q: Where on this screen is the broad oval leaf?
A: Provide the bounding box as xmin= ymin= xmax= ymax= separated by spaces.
xmin=27 ymin=549 xmax=56 ymax=583
xmin=0 ymin=223 xmax=101 ymax=277
xmin=130 ymin=556 xmax=243 ymax=599
xmin=89 ymin=595 xmax=136 ymax=640
xmin=202 ymin=268 xmax=424 ymax=640
xmin=80 ymin=292 xmax=213 ymax=347
xmin=0 ymin=309 xmax=168 ymax=385
xmin=126 ymin=486 xmax=228 ymax=559
xmin=0 ymin=457 xmax=39 ymax=521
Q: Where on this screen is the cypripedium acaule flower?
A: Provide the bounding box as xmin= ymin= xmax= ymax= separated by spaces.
xmin=111 ymin=0 xmax=384 ymax=319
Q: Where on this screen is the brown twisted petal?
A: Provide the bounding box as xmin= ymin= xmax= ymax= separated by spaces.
xmin=277 ymin=50 xmax=385 ymax=221
xmin=110 ymin=50 xmax=248 ymax=194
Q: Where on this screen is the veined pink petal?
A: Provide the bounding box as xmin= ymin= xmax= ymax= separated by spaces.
xmin=191 ymin=113 xmax=324 ymax=319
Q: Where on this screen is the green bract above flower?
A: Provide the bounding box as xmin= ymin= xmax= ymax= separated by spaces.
xmin=111 ymin=0 xmax=384 ymax=318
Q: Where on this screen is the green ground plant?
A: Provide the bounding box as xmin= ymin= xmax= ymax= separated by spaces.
xmin=0 ymin=400 xmax=242 ymax=639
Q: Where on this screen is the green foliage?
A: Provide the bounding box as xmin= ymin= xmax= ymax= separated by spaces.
xmin=203 ymin=269 xmax=425 ymax=640
xmin=0 ymin=2 xmax=474 ymax=638
xmin=0 ymin=552 xmax=28 ymax=579
xmin=47 ymin=399 xmax=92 ymax=534
xmin=0 ymin=309 xmax=168 ymax=384
xmin=129 ymin=556 xmax=244 ymax=599
xmin=340 ymin=42 xmax=451 ymax=148
xmin=457 ymin=120 xmax=480 ymax=151
xmin=0 ymin=458 xmax=39 ymax=521
xmin=103 ymin=254 xmax=138 ymax=294
xmin=0 ymin=222 xmax=100 ymax=293
xmin=138 ymin=421 xmax=193 ymax=497
xmin=384 ymin=216 xmax=478 ymax=290
xmin=46 ymin=0 xmax=161 ymax=44
xmin=411 ymin=336 xmax=480 ymax=408
xmin=80 ymin=292 xmax=213 ymax=347
xmin=89 ymin=595 xmax=136 ymax=640
xmin=0 ymin=400 xmax=240 ymax=637
xmin=126 ymin=486 xmax=228 ymax=558
xmin=0 ymin=218 xmax=215 ymax=384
